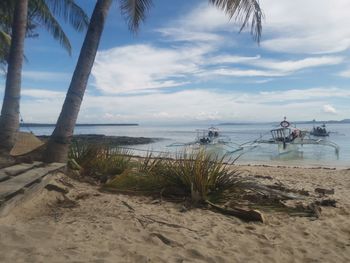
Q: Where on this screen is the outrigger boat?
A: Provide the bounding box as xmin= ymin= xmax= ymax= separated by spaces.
xmin=245 ymin=118 xmax=339 ymax=155
xmin=196 ymin=127 xmax=221 ymax=144
xmin=310 ymin=122 xmax=330 ymax=137
xmin=167 ymin=127 xmax=241 ymax=153
xmin=167 ymin=120 xmax=339 ymax=157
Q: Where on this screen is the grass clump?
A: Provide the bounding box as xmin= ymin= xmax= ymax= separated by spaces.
xmin=105 ymin=150 xmax=244 ymax=204
xmin=68 ymin=140 xmax=131 ymax=182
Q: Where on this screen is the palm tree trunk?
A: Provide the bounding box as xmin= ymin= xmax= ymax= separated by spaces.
xmin=44 ymin=0 xmax=112 ymax=163
xmin=0 ymin=0 xmax=28 ymax=152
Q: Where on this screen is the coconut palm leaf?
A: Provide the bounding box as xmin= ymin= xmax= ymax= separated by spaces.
xmin=119 ymin=0 xmax=153 ymax=32
xmin=44 ymin=0 xmax=89 ymax=32
xmin=29 ymin=0 xmax=72 ymax=55
xmin=209 ymin=0 xmax=263 ymax=42
xmin=0 ymin=4 xmax=11 ymax=70
xmin=0 ymin=30 xmax=10 ymax=47
xmin=0 ymin=30 xmax=10 ymax=58
xmin=0 ymin=0 xmax=89 ymax=58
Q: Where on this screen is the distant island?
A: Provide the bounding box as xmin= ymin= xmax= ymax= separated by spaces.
xmin=295 ymin=119 xmax=350 ymax=124
xmin=219 ymin=119 xmax=350 ymax=125
xmin=20 ymin=123 xmax=139 ymax=127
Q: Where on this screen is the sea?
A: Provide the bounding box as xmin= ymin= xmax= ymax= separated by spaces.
xmin=22 ymin=123 xmax=350 ymax=168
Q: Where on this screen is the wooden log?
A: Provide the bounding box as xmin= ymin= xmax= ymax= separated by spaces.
xmin=315 ymin=188 xmax=334 ymax=195
xmin=205 ymin=200 xmax=265 ymax=223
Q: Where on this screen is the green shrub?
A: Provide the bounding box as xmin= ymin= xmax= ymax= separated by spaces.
xmin=68 ymin=140 xmax=131 ymax=180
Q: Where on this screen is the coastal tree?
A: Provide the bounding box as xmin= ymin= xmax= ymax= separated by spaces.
xmin=44 ymin=0 xmax=263 ymax=163
xmin=0 ymin=0 xmax=89 ymax=151
xmin=0 ymin=0 xmax=29 ymax=151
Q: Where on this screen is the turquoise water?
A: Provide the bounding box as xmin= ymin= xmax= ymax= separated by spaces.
xmin=23 ymin=123 xmax=350 ymax=168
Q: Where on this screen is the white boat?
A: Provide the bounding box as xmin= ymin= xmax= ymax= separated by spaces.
xmin=251 ymin=118 xmax=339 ymax=155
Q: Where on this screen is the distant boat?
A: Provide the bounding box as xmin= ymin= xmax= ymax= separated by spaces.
xmin=245 ymin=118 xmax=339 ymax=155
xmin=196 ymin=127 xmax=220 ymax=145
xmin=166 ymin=127 xmax=241 ymax=154
xmin=310 ymin=123 xmax=330 ymax=137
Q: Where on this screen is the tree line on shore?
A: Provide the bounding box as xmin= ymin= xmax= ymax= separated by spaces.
xmin=0 ymin=0 xmax=262 ymax=163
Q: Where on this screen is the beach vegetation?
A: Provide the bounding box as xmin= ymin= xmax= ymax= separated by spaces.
xmin=68 ymin=140 xmax=131 ymax=182
xmin=105 ymin=150 xmax=245 ymax=204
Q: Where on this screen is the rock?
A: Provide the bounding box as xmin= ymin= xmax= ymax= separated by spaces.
xmin=38 ymin=134 xmax=162 ymax=146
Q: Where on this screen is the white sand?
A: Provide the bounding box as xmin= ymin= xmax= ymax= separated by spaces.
xmin=0 ymin=166 xmax=349 ymax=263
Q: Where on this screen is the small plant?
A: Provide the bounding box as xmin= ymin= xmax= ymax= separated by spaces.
xmin=68 ymin=140 xmax=132 ymax=182
xmin=163 ymin=150 xmax=244 ymax=203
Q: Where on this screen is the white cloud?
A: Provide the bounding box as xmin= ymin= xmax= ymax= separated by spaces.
xmin=156 ymin=3 xmax=235 ymax=43
xmin=22 ymin=89 xmax=66 ymax=99
xmin=159 ymin=1 xmax=350 ymax=55
xmin=338 ymin=69 xmax=350 ymax=78
xmin=92 ymin=42 xmax=343 ymax=92
xmin=205 ymin=56 xmax=343 ymax=77
xmin=254 ymin=56 xmax=344 ymax=72
xmin=19 ymin=87 xmax=350 ymax=123
xmin=156 ymin=28 xmax=224 ymax=43
xmin=206 ymin=68 xmax=283 ymax=77
xmin=92 ymin=44 xmax=211 ymax=93
xmin=90 ymin=1 xmax=346 ymax=93
xmin=261 ymin=0 xmax=350 ymax=54
xmin=253 ymin=87 xmax=350 ymax=103
xmin=323 ymin=104 xmax=337 ymax=114
xmin=22 ymin=71 xmax=70 ymax=81
xmin=206 ymin=55 xmax=260 ymax=64
xmin=179 ymin=4 xmax=233 ymax=31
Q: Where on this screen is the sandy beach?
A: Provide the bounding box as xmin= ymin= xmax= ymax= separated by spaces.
xmin=0 ymin=165 xmax=349 ymax=263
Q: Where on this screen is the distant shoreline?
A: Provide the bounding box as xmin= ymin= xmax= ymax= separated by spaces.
xmin=219 ymin=119 xmax=350 ymax=125
xmin=38 ymin=134 xmax=160 ymax=146
xmin=20 ymin=123 xmax=139 ymax=127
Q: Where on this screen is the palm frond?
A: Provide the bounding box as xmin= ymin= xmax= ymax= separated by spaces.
xmin=0 ymin=29 xmax=10 ymax=68
xmin=0 ymin=30 xmax=11 ymax=46
xmin=31 ymin=0 xmax=72 ymax=55
xmin=44 ymin=0 xmax=89 ymax=32
xmin=119 ymin=0 xmax=153 ymax=32
xmin=209 ymin=0 xmax=263 ymax=42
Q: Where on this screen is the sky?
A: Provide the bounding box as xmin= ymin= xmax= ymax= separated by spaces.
xmin=1 ymin=0 xmax=350 ymax=124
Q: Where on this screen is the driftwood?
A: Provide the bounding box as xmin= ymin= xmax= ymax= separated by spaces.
xmin=121 ymin=200 xmax=135 ymax=211
xmin=315 ymin=188 xmax=335 ymax=195
xmin=315 ymin=199 xmax=337 ymax=207
xmin=206 ymin=200 xmax=265 ymax=223
xmin=308 ymin=203 xmax=321 ymax=218
xmin=45 ymin=184 xmax=69 ymax=194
